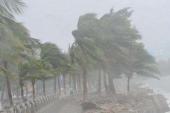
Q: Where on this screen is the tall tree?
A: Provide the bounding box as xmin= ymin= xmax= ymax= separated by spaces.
xmin=71 ymin=8 xmax=159 ymax=96
xmin=40 ymin=42 xmax=68 ymax=94
xmin=0 ymin=0 xmax=25 ymax=106
xmin=124 ymin=43 xmax=159 ymax=92
xmin=0 ymin=20 xmax=30 ymax=106
xmin=21 ymin=59 xmax=53 ymax=99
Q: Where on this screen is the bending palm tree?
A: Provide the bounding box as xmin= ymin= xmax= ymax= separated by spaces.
xmin=0 ymin=0 xmax=24 ymax=18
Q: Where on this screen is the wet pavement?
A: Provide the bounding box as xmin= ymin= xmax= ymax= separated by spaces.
xmin=37 ymin=97 xmax=82 ymax=113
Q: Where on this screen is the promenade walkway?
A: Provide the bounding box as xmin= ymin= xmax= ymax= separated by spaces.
xmin=37 ymin=97 xmax=82 ymax=113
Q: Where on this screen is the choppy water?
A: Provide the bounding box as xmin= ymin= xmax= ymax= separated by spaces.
xmin=144 ymin=76 xmax=170 ymax=113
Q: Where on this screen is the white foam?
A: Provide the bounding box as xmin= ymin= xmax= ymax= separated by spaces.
xmin=144 ymin=76 xmax=170 ymax=113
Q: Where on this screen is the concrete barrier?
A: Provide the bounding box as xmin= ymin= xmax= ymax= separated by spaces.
xmin=0 ymin=95 xmax=59 ymax=113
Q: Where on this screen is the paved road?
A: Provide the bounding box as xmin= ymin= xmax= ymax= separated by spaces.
xmin=37 ymin=97 xmax=82 ymax=113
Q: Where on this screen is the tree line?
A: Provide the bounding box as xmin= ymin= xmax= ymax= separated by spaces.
xmin=0 ymin=0 xmax=159 ymax=107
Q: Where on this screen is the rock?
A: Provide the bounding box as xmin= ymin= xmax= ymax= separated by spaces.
xmin=83 ymin=87 xmax=170 ymax=113
xmin=81 ymin=102 xmax=101 ymax=111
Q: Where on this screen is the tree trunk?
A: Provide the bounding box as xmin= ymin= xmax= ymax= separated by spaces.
xmin=19 ymin=78 xmax=24 ymax=100
xmin=31 ymin=80 xmax=36 ymax=99
xmin=77 ymin=74 xmax=82 ymax=93
xmin=1 ymin=82 xmax=5 ymax=103
xmin=63 ymin=75 xmax=66 ymax=94
xmin=42 ymin=79 xmax=46 ymax=96
xmin=5 ymin=75 xmax=13 ymax=106
xmin=54 ymin=76 xmax=57 ymax=94
xmin=82 ymin=69 xmax=87 ymax=100
xmin=26 ymin=85 xmax=28 ymax=98
xmin=73 ymin=75 xmax=77 ymax=93
xmin=127 ymin=76 xmax=131 ymax=93
xmin=4 ymin=61 xmax=13 ymax=106
xmin=58 ymin=76 xmax=61 ymax=95
xmin=97 ymin=70 xmax=102 ymax=94
xmin=16 ymin=87 xmax=20 ymax=99
xmin=103 ymin=73 xmax=108 ymax=93
xmin=69 ymin=75 xmax=72 ymax=89
xmin=108 ymin=73 xmax=116 ymax=94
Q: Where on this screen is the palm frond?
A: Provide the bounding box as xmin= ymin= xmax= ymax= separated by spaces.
xmin=0 ymin=0 xmax=25 ymax=18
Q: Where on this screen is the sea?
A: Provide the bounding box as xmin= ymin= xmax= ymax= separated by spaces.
xmin=143 ymin=76 xmax=170 ymax=113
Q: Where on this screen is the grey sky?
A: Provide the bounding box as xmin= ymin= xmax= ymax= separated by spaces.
xmin=17 ymin=0 xmax=170 ymax=59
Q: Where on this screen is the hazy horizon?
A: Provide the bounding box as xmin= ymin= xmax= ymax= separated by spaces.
xmin=17 ymin=0 xmax=170 ymax=60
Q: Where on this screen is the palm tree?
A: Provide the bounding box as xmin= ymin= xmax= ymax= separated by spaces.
xmin=22 ymin=59 xmax=53 ymax=99
xmin=69 ymin=41 xmax=99 ymax=100
xmin=0 ymin=0 xmax=25 ymax=105
xmin=37 ymin=60 xmax=53 ymax=96
xmin=0 ymin=20 xmax=30 ymax=106
xmin=0 ymin=0 xmax=25 ymax=18
xmin=18 ymin=37 xmax=40 ymax=100
xmin=71 ymin=8 xmax=157 ymax=96
xmin=71 ymin=10 xmax=133 ymax=95
xmin=40 ymin=42 xmax=67 ymax=95
xmin=95 ymin=8 xmax=143 ymax=94
xmin=124 ymin=43 xmax=159 ymax=92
